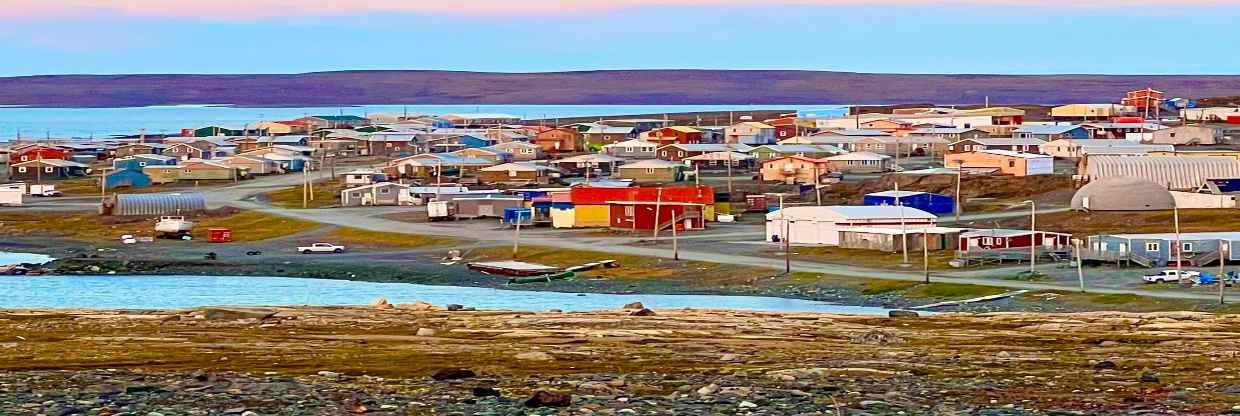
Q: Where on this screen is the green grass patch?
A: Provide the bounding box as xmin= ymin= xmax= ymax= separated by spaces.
xmin=1088 ymin=293 xmax=1144 ymax=305
xmin=265 ymin=179 xmax=341 ymax=209
xmin=194 ymin=211 xmax=320 ymax=242
xmin=861 ymin=280 xmax=921 ymax=295
xmin=906 ymin=283 xmax=1008 ymax=299
xmin=326 ymin=227 xmax=459 ymax=249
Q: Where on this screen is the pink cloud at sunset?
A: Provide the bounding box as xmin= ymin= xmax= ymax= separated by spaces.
xmin=2 ymin=0 xmax=1234 ymax=19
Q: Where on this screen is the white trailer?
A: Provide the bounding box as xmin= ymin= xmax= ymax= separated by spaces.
xmin=0 ymin=183 xmax=26 ymax=206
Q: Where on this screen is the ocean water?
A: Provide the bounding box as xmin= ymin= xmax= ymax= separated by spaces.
xmin=0 ymin=274 xmax=889 ymax=313
xmin=0 ymin=252 xmax=54 ymax=265
xmin=0 ymin=104 xmax=847 ymax=140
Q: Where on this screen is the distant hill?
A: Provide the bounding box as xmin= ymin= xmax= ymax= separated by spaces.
xmin=2 ymin=70 xmax=1240 ymax=108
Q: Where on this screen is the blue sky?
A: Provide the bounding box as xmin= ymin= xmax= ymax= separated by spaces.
xmin=0 ymin=4 xmax=1235 ymax=76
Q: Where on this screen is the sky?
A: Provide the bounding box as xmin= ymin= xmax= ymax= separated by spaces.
xmin=0 ymin=0 xmax=1236 ymax=76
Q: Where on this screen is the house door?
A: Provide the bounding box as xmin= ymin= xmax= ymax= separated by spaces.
xmin=1117 ymin=243 xmax=1128 ymax=254
xmin=1043 ymin=236 xmax=1057 ymax=249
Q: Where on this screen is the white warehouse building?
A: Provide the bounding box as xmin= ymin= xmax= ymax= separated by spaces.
xmin=765 ymin=205 xmax=938 ymax=246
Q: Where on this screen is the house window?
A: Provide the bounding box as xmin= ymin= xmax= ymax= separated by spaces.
xmin=625 ymin=147 xmax=633 ymax=152
xmin=379 ymin=188 xmax=390 ymax=194
xmin=678 ymin=151 xmax=685 ymax=157
xmin=44 ymin=167 xmax=53 ymax=173
xmin=1182 ymin=242 xmax=1194 ymax=252
xmin=982 ymin=237 xmax=992 ymax=245
xmin=1145 ymin=242 xmax=1160 ymax=252
xmin=17 ymin=167 xmax=26 ymax=173
xmin=645 ymin=168 xmax=655 ymax=174
xmin=1008 ymin=161 xmax=1015 ymax=168
xmin=624 ymin=206 xmax=635 ymax=217
xmin=139 ymin=162 xmax=147 ymax=167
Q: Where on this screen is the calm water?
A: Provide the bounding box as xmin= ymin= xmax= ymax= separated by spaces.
xmin=0 ymin=274 xmax=888 ymax=313
xmin=0 ymin=252 xmax=54 ymax=265
xmin=0 ymin=104 xmax=847 ymax=140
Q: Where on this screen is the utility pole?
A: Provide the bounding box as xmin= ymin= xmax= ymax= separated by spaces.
xmin=954 ymin=168 xmax=963 ymax=223
xmin=1174 ymin=202 xmax=1183 ymax=283
xmin=1220 ymin=239 xmax=1227 ymax=305
xmin=671 ymin=213 xmax=680 ymax=261
xmin=302 ymin=166 xmax=309 ymax=208
xmin=652 ymin=187 xmax=664 ymax=239
xmin=1023 ymin=200 xmax=1037 ymax=274
xmin=512 ymin=214 xmax=522 ymax=259
xmin=1074 ymin=238 xmax=1085 ymax=293
xmin=896 ymin=181 xmax=909 ymax=264
xmin=922 ymin=230 xmax=930 ymax=283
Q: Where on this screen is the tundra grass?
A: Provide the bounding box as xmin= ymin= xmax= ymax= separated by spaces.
xmin=325 ymin=227 xmax=460 ymax=249
xmin=264 ymin=179 xmax=341 ymax=209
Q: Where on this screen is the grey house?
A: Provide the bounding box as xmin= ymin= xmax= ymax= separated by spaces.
xmin=1086 ymin=232 xmax=1240 ymax=267
xmin=340 ymin=182 xmax=411 ymax=207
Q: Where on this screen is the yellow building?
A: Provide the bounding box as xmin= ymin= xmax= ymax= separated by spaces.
xmin=1050 ymin=104 xmax=1137 ymax=120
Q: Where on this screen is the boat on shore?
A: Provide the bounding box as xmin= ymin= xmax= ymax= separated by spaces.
xmin=467 ymin=261 xmax=563 ymax=277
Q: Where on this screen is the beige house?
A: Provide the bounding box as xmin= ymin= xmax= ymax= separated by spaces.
xmin=725 ymin=122 xmax=777 ymax=145
xmin=478 ymin=162 xmax=557 ymax=184
xmin=1149 ymin=125 xmax=1221 ymax=146
xmin=944 ymin=150 xmax=1053 ymax=177
xmin=144 ymin=159 xmax=241 ymax=183
xmin=1050 ymin=104 xmax=1137 ymax=120
xmin=489 ymin=141 xmax=544 ymax=161
xmin=759 ymin=156 xmax=832 ymax=184
xmin=615 ymin=159 xmax=684 ymax=183
xmin=824 ymin=152 xmax=893 ymax=173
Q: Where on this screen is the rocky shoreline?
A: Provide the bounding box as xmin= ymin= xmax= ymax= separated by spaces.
xmin=5 ymin=305 xmax=1240 ymax=415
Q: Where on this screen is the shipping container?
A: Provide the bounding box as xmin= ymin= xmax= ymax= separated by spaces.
xmin=208 ymin=228 xmax=233 ymax=243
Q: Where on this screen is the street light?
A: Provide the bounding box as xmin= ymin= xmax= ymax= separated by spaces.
xmin=1021 ymin=200 xmax=1036 ymax=275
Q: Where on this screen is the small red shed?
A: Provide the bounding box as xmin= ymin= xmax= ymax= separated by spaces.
xmin=958 ymin=229 xmax=1071 ymax=252
xmin=608 ymin=201 xmax=706 ymax=231
xmin=208 ymin=228 xmax=233 ymax=243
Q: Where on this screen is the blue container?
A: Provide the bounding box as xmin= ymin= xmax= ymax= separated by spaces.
xmin=863 ymin=191 xmax=955 ymax=215
xmin=503 ymin=208 xmax=533 ymax=225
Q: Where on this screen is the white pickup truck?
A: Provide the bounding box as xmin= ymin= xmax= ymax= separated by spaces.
xmin=297 ymin=242 xmax=346 ymax=254
xmin=1142 ymin=270 xmax=1201 ymax=284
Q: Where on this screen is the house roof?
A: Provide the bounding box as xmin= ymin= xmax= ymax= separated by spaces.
xmin=618 ymin=159 xmax=685 ymax=169
xmin=760 ymin=155 xmax=830 ymax=165
xmin=976 ymin=149 xmax=1051 ymax=159
xmin=555 ymin=154 xmax=625 ymax=163
xmin=819 ymin=129 xmax=892 ymax=137
xmin=961 ymin=229 xmax=1070 ymax=238
xmin=1014 ymin=125 xmax=1085 ymax=135
xmin=952 ymin=138 xmax=1046 ymax=146
xmin=481 ymin=162 xmax=554 ymax=172
xmin=585 ymin=126 xmax=635 ymax=135
xmin=665 ymin=126 xmax=702 ymax=134
xmin=13 ymin=159 xmax=89 ymax=168
xmin=866 ymin=190 xmax=931 ymax=198
xmin=684 ymin=151 xmax=753 ymax=161
xmin=732 ymin=121 xmax=775 ymax=129
xmin=603 ymin=139 xmax=657 ymax=148
xmin=661 ymin=143 xmax=754 ymax=152
xmin=766 ymin=205 xmax=937 ymax=221
xmin=751 ymin=144 xmax=846 ymax=154
xmin=343 ymin=182 xmax=410 ymax=193
xmin=826 ymin=151 xmax=891 ymax=161
xmin=911 ymin=127 xmax=981 ymax=134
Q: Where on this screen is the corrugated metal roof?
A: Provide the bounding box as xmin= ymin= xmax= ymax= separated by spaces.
xmin=1014 ymin=125 xmax=1085 ymax=135
xmin=1086 ymin=156 xmax=1240 ymax=190
xmin=766 ymin=205 xmax=937 ymax=221
xmin=110 ymin=193 xmax=206 ymax=216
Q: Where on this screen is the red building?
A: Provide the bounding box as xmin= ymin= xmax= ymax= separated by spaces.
xmin=14 ymin=145 xmax=70 ymax=162
xmin=958 ymin=229 xmax=1071 ymax=252
xmin=609 ymin=201 xmax=706 ymax=231
xmin=645 ymin=127 xmax=703 ymax=146
xmin=570 ymin=185 xmax=714 ymax=205
xmin=1121 ymin=88 xmax=1164 ymax=114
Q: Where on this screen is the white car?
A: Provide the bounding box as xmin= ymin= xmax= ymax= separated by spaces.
xmin=1142 ymin=270 xmax=1201 ymax=284
xmin=297 ymin=243 xmax=346 ymax=254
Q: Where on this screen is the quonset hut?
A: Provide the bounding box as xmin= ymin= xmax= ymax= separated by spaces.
xmin=101 ymin=192 xmax=207 ymax=216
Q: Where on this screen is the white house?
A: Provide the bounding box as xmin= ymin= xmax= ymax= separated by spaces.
xmin=765 ymin=205 xmax=937 ymax=246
